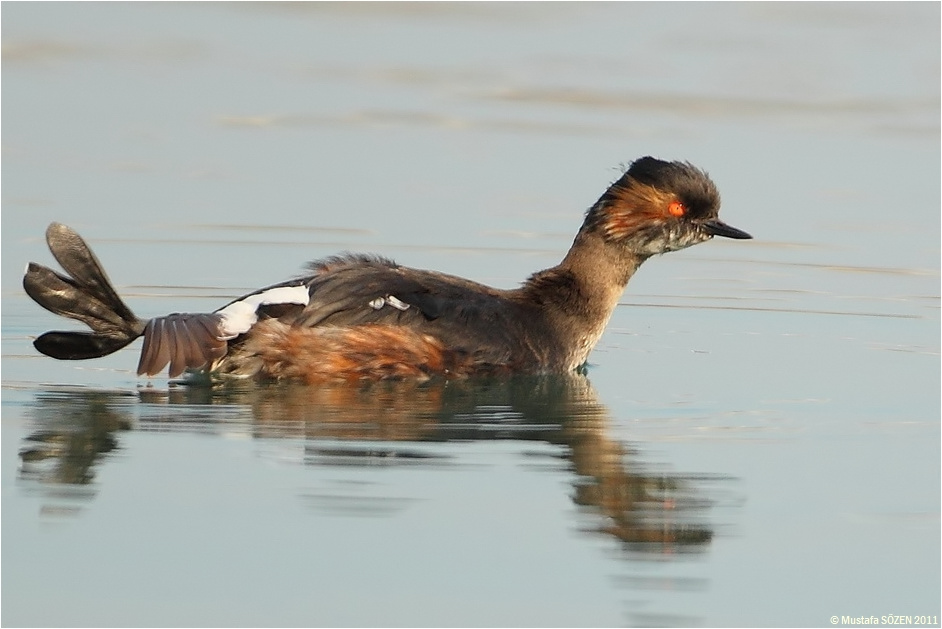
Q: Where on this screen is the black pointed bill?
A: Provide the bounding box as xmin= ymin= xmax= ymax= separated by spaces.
xmin=703 ymin=219 xmax=752 ymax=240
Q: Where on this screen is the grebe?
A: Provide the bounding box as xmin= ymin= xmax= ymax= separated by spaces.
xmin=24 ymin=156 xmax=751 ymax=382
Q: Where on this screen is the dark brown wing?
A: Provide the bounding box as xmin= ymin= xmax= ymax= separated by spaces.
xmin=276 ymin=255 xmax=539 ymax=368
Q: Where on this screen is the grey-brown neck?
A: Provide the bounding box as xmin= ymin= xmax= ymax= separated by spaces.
xmin=517 ymin=226 xmax=648 ymax=368
xmin=557 ymin=228 xmax=647 ymax=318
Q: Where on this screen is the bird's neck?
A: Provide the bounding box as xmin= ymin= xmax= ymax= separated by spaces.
xmin=520 ymin=230 xmax=647 ymax=366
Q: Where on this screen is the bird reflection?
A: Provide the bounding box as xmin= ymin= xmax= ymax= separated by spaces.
xmin=19 ymin=389 xmax=133 ymax=486
xmin=20 ymin=374 xmax=715 ymax=553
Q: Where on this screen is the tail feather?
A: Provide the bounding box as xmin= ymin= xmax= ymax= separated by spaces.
xmin=137 ymin=314 xmax=228 ymax=377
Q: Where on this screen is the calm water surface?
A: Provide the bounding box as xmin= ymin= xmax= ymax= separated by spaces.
xmin=2 ymin=3 xmax=939 ymax=627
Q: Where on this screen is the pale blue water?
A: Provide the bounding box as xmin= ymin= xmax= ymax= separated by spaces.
xmin=2 ymin=3 xmax=939 ymax=627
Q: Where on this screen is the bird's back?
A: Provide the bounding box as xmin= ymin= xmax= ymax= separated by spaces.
xmin=213 ymin=254 xmax=556 ymax=381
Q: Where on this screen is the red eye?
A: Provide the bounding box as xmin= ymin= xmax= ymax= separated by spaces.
xmin=668 ymin=201 xmax=686 ymax=217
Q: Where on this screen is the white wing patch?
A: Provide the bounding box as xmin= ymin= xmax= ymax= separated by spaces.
xmin=216 ymin=285 xmax=310 ymax=339
xmin=368 ymin=295 xmax=410 ymax=311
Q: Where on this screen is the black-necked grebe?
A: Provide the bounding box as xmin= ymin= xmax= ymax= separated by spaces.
xmin=24 ymin=156 xmax=751 ymax=382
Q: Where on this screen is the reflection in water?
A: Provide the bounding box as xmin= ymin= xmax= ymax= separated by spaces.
xmin=20 ymin=389 xmax=134 ymax=486
xmin=20 ymin=375 xmax=719 ymax=554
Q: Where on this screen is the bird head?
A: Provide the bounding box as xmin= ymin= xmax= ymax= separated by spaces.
xmin=582 ymin=156 xmax=751 ymax=256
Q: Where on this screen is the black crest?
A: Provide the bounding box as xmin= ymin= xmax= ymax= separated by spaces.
xmin=624 ymin=156 xmax=720 ymax=218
